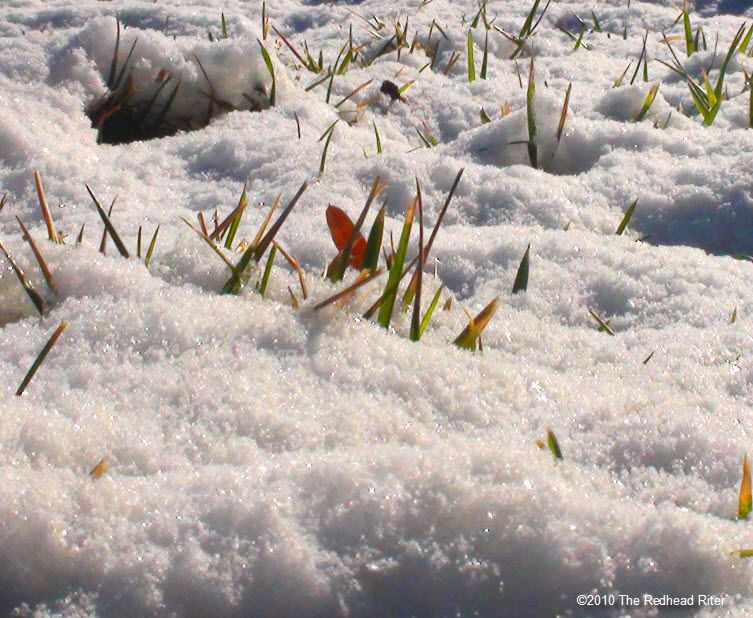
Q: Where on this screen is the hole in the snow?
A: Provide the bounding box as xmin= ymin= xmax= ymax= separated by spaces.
xmin=86 ymin=19 xmax=272 ymax=145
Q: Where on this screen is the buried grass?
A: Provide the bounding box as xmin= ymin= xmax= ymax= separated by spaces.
xmin=88 ymin=16 xmax=273 ymax=144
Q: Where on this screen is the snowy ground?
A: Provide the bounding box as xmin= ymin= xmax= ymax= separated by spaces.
xmin=2 ymin=0 xmax=753 ymax=616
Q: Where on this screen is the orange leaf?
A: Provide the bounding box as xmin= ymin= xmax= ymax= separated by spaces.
xmin=326 ymin=205 xmax=366 ymax=269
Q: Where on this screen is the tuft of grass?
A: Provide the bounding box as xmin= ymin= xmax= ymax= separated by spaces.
xmin=740 ymin=454 xmax=752 ymax=520
xmin=365 ymin=169 xmax=464 ymax=320
xmin=661 ymin=24 xmax=745 ymax=125
xmin=615 ymin=199 xmax=638 ymax=235
xmin=313 ymin=269 xmax=384 ymax=311
xmin=512 ymin=244 xmax=530 ymax=294
xmin=16 ymin=320 xmax=67 ymax=396
xmin=0 ymin=237 xmax=47 ymax=316
xmin=453 ymin=297 xmax=499 ymax=350
xmin=222 ymin=182 xmax=308 ymax=294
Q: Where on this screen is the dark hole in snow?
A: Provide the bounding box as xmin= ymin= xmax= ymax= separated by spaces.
xmin=88 ymin=72 xmax=269 ymax=145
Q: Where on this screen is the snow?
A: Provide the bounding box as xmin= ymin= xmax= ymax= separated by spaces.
xmin=2 ymin=0 xmax=753 ymax=615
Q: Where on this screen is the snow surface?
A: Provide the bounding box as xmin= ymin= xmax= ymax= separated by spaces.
xmin=2 ymin=0 xmax=753 ymax=615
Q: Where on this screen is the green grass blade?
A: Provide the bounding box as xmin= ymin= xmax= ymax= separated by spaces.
xmin=740 ymin=454 xmax=752 ymax=519
xmin=615 ymin=199 xmax=638 ymax=235
xmin=377 ymin=200 xmax=415 ymax=328
xmin=224 ymin=183 xmax=248 ymax=249
xmin=683 ymin=9 xmax=695 ymax=56
xmin=512 ymin=244 xmax=530 ymax=293
xmin=0 ymin=237 xmax=47 ymax=316
xmin=332 ymin=176 xmax=383 ymax=281
xmin=418 ymin=284 xmax=444 ymax=338
xmin=480 ymin=31 xmax=488 ymax=79
xmin=16 ymin=320 xmax=67 ymax=396
xmin=409 ymin=182 xmax=424 ymax=342
xmin=636 ymin=83 xmax=659 ymax=121
xmin=363 ymin=204 xmax=385 ymax=272
xmin=319 ymin=121 xmax=337 ymax=176
xmin=145 ymin=225 xmax=160 ymax=267
xmin=258 ymin=243 xmax=277 ymax=297
xmin=453 ymin=297 xmax=499 ymax=350
xmin=258 ymin=40 xmax=276 ymax=106
xmin=16 ymin=217 xmax=57 ymax=296
xmin=467 ymin=30 xmax=476 ymax=82
xmin=547 ymin=428 xmax=563 ymax=459
xmin=373 ymin=121 xmax=382 ymax=154
xmin=526 ymin=56 xmax=537 ymax=168
xmin=86 ymin=185 xmax=130 ymax=258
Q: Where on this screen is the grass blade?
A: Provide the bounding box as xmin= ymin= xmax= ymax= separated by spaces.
xmin=409 ymin=181 xmax=424 ymax=341
xmin=319 ymin=121 xmax=337 ymax=176
xmin=332 ymin=176 xmax=383 ymax=281
xmin=636 ymin=82 xmax=659 ymax=121
xmin=251 ymin=182 xmax=307 ymax=264
xmin=480 ymin=31 xmax=489 ymax=79
xmin=526 ymin=56 xmax=537 ymax=168
xmin=258 ymin=40 xmax=276 ymax=106
xmin=0 ymin=237 xmax=47 ymax=316
xmin=547 ymin=428 xmax=563 ymax=459
xmin=313 ymin=269 xmax=384 ymax=310
xmin=273 ymin=241 xmax=308 ymax=299
xmin=512 ymin=244 xmax=530 ymax=293
xmin=16 ymin=217 xmax=57 ymax=295
xmin=224 ymin=182 xmax=248 ymax=249
xmin=453 ymin=297 xmax=499 ymax=350
xmin=740 ymin=454 xmax=752 ymax=520
xmin=588 ymin=306 xmax=615 ymax=335
xmin=86 ymin=185 xmax=130 ymax=258
xmin=377 ymin=199 xmax=415 ymax=328
xmin=467 ymin=30 xmax=476 ymax=82
xmin=145 ymin=225 xmax=160 ymax=267
xmin=16 ymin=320 xmax=67 ymax=396
xmin=615 ymin=199 xmax=638 ymax=235
xmin=258 ymin=243 xmax=277 ymax=297
xmin=418 ymin=284 xmax=444 ymax=338
xmin=363 ymin=204 xmax=385 ymax=272
xmin=34 ymin=171 xmax=61 ymax=244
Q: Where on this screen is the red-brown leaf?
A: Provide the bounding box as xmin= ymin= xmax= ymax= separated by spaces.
xmin=326 ymin=205 xmax=366 ymax=268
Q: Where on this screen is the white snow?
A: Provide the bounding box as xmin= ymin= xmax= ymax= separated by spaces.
xmin=2 ymin=0 xmax=753 ymax=615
